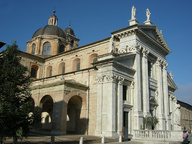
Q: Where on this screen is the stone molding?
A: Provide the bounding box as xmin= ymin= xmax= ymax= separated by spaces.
xmin=96 ymin=74 xmax=124 ymax=83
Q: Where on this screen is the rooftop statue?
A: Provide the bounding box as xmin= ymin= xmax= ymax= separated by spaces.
xmin=131 ymin=5 xmax=136 ymax=19
xmin=146 ymin=8 xmax=151 ymax=21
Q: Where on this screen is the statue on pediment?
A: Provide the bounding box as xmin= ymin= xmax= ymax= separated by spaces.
xmin=131 ymin=6 xmax=136 ymax=19
xmin=146 ymin=8 xmax=151 ymax=21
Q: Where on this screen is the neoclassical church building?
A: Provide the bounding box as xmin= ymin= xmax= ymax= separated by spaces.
xmin=19 ymin=7 xmax=182 ymax=141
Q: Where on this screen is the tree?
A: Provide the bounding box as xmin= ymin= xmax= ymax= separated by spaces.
xmin=144 ymin=116 xmax=159 ymax=130
xmin=0 ymin=43 xmax=41 ymax=144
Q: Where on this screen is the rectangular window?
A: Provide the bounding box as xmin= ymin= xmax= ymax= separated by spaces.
xmin=148 ymin=61 xmax=152 ymax=77
xmin=123 ymin=85 xmax=127 ymax=101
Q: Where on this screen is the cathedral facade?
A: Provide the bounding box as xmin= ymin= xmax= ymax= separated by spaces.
xmin=19 ymin=7 xmax=182 ymax=141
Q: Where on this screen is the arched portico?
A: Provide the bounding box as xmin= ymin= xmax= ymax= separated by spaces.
xmin=40 ymin=95 xmax=54 ymax=130
xmin=66 ymin=96 xmax=82 ymax=134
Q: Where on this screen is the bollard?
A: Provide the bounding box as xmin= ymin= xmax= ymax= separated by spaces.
xmin=119 ymin=134 xmax=122 ymax=142
xmin=79 ymin=136 xmax=83 ymax=144
xmin=51 ymin=136 xmax=55 ymax=144
xmin=101 ymin=136 xmax=105 ymax=144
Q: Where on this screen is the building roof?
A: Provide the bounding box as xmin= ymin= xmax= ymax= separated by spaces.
xmin=32 ymin=25 xmax=67 ymax=39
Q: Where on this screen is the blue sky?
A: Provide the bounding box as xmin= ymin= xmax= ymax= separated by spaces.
xmin=0 ymin=0 xmax=191 ymax=105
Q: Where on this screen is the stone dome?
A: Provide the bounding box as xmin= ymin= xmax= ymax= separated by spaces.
xmin=65 ymin=26 xmax=75 ymax=36
xmin=32 ymin=25 xmax=67 ymax=39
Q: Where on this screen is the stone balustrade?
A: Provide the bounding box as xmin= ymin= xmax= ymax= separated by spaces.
xmin=133 ymin=130 xmax=171 ymax=139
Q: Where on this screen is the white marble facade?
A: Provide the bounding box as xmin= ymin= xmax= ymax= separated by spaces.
xmin=95 ymin=7 xmax=182 ymax=141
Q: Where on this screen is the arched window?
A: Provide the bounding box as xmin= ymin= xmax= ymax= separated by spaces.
xmin=58 ymin=62 xmax=65 ymax=74
xmin=43 ymin=42 xmax=51 ymax=55
xmin=32 ymin=44 xmax=36 ymax=55
xmin=76 ymin=62 xmax=80 ymax=71
xmin=89 ymin=54 xmax=98 ymax=67
xmin=31 ymin=65 xmax=38 ymax=78
xmin=46 ymin=66 xmax=52 ymax=77
xmin=70 ymin=40 xmax=74 ymax=49
xmin=59 ymin=45 xmax=65 ymax=53
xmin=93 ymin=57 xmax=98 ymax=63
xmin=73 ymin=58 xmax=80 ymax=71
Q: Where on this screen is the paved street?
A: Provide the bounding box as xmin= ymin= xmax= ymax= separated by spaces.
xmin=188 ymin=133 xmax=192 ymax=144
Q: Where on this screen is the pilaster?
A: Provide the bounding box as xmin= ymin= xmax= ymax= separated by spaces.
xmin=133 ymin=45 xmax=143 ymax=130
xmin=162 ymin=61 xmax=170 ymax=130
xmin=95 ymin=75 xmax=104 ymax=135
xmin=117 ymin=77 xmax=124 ymax=135
xmin=142 ymin=48 xmax=150 ymax=117
xmin=156 ymin=58 xmax=165 ymax=130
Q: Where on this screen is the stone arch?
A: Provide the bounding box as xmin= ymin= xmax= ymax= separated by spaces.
xmin=66 ymin=96 xmax=82 ymax=134
xmin=58 ymin=62 xmax=65 ymax=74
xmin=40 ymin=95 xmax=54 ymax=130
xmin=89 ymin=53 xmax=98 ymax=67
xmin=63 ymin=91 xmax=87 ymax=134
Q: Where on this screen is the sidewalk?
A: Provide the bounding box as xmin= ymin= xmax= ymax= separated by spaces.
xmin=4 ymin=135 xmax=142 ymax=144
xmin=4 ymin=135 xmax=181 ymax=144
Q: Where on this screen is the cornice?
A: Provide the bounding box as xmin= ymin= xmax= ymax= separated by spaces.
xmin=19 ymin=50 xmax=45 ymax=62
xmin=45 ymin=37 xmax=110 ymax=61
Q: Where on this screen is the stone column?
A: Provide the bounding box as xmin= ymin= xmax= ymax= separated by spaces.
xmin=117 ymin=77 xmax=124 ymax=135
xmin=156 ymin=58 xmax=165 ymax=130
xmin=95 ymin=75 xmax=104 ymax=135
xmin=142 ymin=49 xmax=150 ymax=117
xmin=162 ymin=61 xmax=170 ymax=130
xmin=133 ymin=45 xmax=143 ymax=130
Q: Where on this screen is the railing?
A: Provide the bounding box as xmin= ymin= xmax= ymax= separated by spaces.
xmin=133 ymin=130 xmax=171 ymax=139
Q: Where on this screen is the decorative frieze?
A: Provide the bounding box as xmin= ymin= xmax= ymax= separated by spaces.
xmin=96 ymin=74 xmax=124 ymax=83
xmin=118 ymin=43 xmax=141 ymax=54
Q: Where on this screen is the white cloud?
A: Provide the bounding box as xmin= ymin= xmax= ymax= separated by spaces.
xmin=175 ymin=83 xmax=192 ymax=105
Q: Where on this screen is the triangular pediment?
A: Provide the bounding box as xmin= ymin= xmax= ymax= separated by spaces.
xmin=138 ymin=25 xmax=171 ymax=54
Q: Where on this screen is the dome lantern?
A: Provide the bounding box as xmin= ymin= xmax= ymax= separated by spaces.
xmin=48 ymin=10 xmax=58 ymax=26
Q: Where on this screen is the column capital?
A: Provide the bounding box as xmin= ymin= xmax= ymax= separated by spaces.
xmin=135 ymin=43 xmax=142 ymax=54
xmin=156 ymin=58 xmax=163 ymax=66
xmin=96 ymin=75 xmax=105 ymax=83
xmin=162 ymin=61 xmax=168 ymax=70
xmin=130 ymin=81 xmax=134 ymax=89
xmin=105 ymin=74 xmax=118 ymax=83
xmin=142 ymin=48 xmax=149 ymax=58
xmin=118 ymin=76 xmax=124 ymax=85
